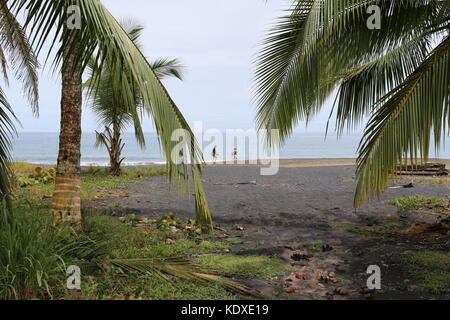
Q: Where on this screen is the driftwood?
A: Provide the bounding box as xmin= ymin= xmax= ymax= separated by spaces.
xmin=394 ymin=162 xmax=449 ymax=176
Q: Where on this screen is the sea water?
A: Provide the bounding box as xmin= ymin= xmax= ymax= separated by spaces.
xmin=11 ymin=132 xmax=450 ymax=165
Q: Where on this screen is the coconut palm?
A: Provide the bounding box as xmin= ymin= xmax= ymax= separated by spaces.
xmin=0 ymin=0 xmax=38 ymax=203
xmin=85 ymin=23 xmax=184 ymax=176
xmin=255 ymin=0 xmax=450 ymax=206
xmin=12 ymin=0 xmax=212 ymax=229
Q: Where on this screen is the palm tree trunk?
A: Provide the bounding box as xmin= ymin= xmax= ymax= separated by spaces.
xmin=51 ymin=47 xmax=82 ymax=224
xmin=110 ymin=121 xmax=122 ymax=176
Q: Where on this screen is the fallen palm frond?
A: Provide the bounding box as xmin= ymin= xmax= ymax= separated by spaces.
xmin=111 ymin=257 xmax=261 ymax=297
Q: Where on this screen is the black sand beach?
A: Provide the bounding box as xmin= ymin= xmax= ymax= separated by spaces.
xmin=84 ymin=163 xmax=450 ymax=299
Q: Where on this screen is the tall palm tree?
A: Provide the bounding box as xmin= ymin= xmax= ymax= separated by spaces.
xmin=13 ymin=0 xmax=212 ymax=229
xmin=0 ymin=0 xmax=38 ymax=204
xmin=85 ymin=23 xmax=184 ymax=176
xmin=255 ymin=0 xmax=449 ymax=206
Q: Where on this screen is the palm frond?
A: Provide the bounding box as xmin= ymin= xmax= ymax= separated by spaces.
xmin=150 ymin=58 xmax=185 ymax=81
xmin=111 ymin=257 xmax=261 ymax=297
xmin=11 ymin=0 xmax=212 ymax=228
xmin=255 ymin=0 xmax=449 ymax=205
xmin=0 ymin=0 xmax=39 ymax=114
xmin=0 ymin=87 xmax=17 ymax=204
xmin=355 ymin=35 xmax=450 ymax=206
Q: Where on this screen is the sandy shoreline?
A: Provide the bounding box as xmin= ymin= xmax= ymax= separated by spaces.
xmin=123 ymin=158 xmax=450 ymax=168
xmin=23 ymin=158 xmax=450 ymax=169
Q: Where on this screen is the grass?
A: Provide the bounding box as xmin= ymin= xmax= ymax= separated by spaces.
xmin=5 ymin=163 xmax=290 ymax=300
xmin=223 ymin=238 xmax=244 ymax=245
xmin=81 ymin=166 xmax=167 ymax=200
xmin=331 ymin=216 xmax=408 ymax=239
xmin=197 ymin=254 xmax=290 ymax=278
xmin=394 ymin=251 xmax=450 ymax=294
xmin=12 ymin=164 xmax=167 ymax=202
xmin=0 ymin=205 xmax=254 ymax=300
xmin=11 ymin=162 xmax=51 ymax=176
xmin=83 ymin=215 xmax=229 ymax=260
xmin=0 ymin=205 xmax=67 ymax=299
xmin=387 ymin=196 xmax=447 ymax=212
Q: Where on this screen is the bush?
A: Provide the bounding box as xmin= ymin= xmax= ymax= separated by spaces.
xmin=387 ymin=196 xmax=446 ymax=211
xmin=0 ymin=204 xmax=66 ymax=299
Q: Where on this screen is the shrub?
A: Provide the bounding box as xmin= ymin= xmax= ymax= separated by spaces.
xmin=387 ymin=196 xmax=446 ymax=211
xmin=0 ymin=204 xmax=66 ymax=299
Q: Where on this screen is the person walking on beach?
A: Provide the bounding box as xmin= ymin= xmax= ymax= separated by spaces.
xmin=212 ymin=146 xmax=219 ymax=164
xmin=231 ymin=148 xmax=238 ymax=161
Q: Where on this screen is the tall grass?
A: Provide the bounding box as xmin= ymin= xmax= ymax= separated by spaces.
xmin=0 ymin=204 xmax=67 ymax=300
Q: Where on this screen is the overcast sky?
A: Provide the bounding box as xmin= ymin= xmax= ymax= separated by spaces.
xmin=8 ymin=0 xmax=337 ymax=133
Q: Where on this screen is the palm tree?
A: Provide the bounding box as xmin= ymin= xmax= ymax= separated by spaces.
xmin=0 ymin=0 xmax=38 ymax=204
xmin=13 ymin=0 xmax=212 ymax=229
xmin=255 ymin=0 xmax=449 ymax=206
xmin=85 ymin=23 xmax=184 ymax=176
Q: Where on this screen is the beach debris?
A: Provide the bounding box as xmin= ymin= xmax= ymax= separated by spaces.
xmin=236 ymin=181 xmax=257 ymax=185
xmin=214 ymin=225 xmax=227 ymax=232
xmin=284 ymin=286 xmax=298 ymax=294
xmin=316 ymin=270 xmax=338 ymax=284
xmin=360 ymin=286 xmax=375 ymax=299
xmin=291 ymin=251 xmax=312 ymax=261
xmin=295 ymin=272 xmax=307 ymax=280
xmin=213 ymin=181 xmax=257 ymax=186
xmin=394 ymin=162 xmax=449 ymax=176
xmin=402 ymin=183 xmax=414 ymax=188
xmin=334 ymin=287 xmax=353 ymax=296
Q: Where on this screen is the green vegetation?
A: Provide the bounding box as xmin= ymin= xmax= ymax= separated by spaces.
xmin=197 ymin=254 xmax=290 ymax=278
xmin=223 ymin=238 xmax=244 ymax=245
xmin=331 ymin=216 xmax=408 ymax=240
xmin=2 ymin=170 xmax=289 ymax=300
xmin=0 ymin=205 xmax=66 ymax=299
xmin=254 ymin=1 xmax=450 ymax=207
xmin=0 ymin=203 xmax=251 ymax=300
xmin=395 ymin=251 xmax=450 ymax=294
xmin=400 ymin=176 xmax=450 ymax=185
xmin=16 ymin=167 xmax=55 ymax=188
xmin=0 ymin=3 xmax=39 ymax=202
xmin=12 ymin=164 xmax=167 ymax=203
xmin=84 ymin=21 xmax=184 ymax=176
xmin=387 ymin=196 xmax=447 ymax=212
xmin=5 ymin=0 xmax=211 ymax=228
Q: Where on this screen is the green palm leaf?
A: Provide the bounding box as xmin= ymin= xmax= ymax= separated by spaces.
xmin=255 ymin=0 xmax=449 ymax=205
xmin=111 ymin=257 xmax=261 ymax=297
xmin=355 ymin=35 xmax=450 ymax=206
xmin=14 ymin=0 xmax=213 ymax=229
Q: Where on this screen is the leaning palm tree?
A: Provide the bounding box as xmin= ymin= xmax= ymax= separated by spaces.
xmin=0 ymin=0 xmax=38 ymax=204
xmin=85 ymin=23 xmax=184 ymax=176
xmin=12 ymin=0 xmax=212 ymax=229
xmin=255 ymin=0 xmax=449 ymax=206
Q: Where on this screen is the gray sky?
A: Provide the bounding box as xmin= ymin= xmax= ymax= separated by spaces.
xmin=9 ymin=0 xmax=336 ymax=133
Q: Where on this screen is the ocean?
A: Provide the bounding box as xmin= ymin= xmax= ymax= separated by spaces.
xmin=11 ymin=132 xmax=450 ymax=166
